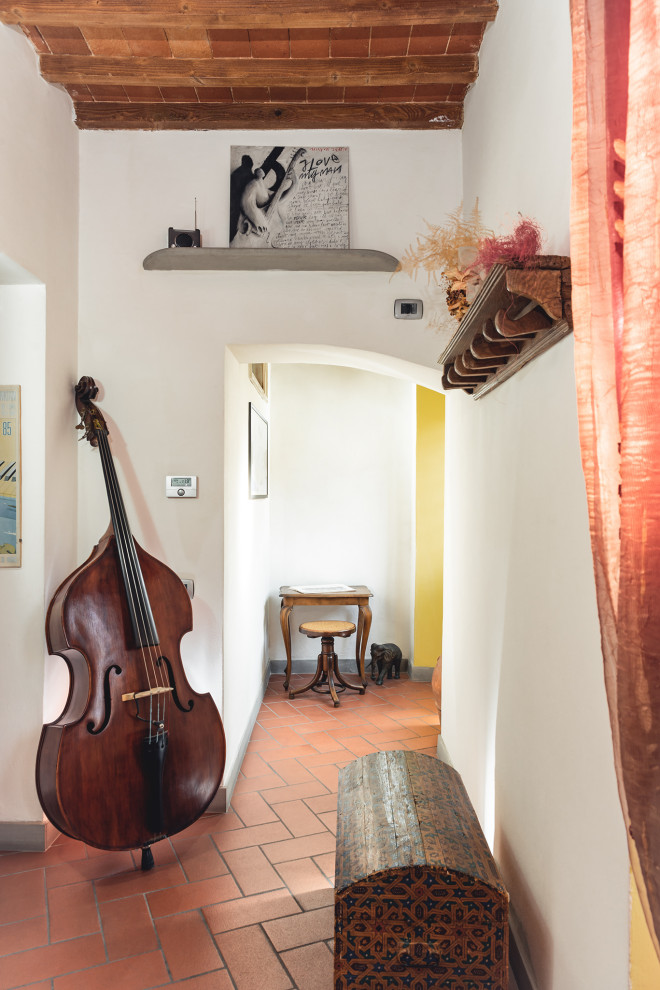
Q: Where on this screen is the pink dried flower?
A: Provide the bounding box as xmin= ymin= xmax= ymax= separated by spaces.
xmin=472 ymin=217 xmax=544 ymax=275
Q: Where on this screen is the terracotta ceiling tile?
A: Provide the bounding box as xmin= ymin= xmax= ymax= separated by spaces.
xmin=269 ymin=87 xmax=308 ymax=103
xmin=449 ymin=83 xmax=470 ymax=100
xmin=65 ymin=83 xmax=94 ymax=103
xmin=232 ymin=87 xmax=271 ymax=103
xmin=21 ymin=25 xmax=49 ymax=54
xmin=249 ymin=29 xmax=290 ymax=58
xmin=165 ymin=28 xmax=213 ymax=59
xmin=37 ymin=26 xmax=91 ymax=55
xmin=122 ymin=85 xmax=165 ymax=102
xmin=122 ymin=26 xmax=171 ymax=57
xmin=342 ymin=85 xmax=379 ymax=103
xmin=412 ymin=83 xmax=454 ymax=101
xmin=81 ymin=26 xmax=131 ymax=57
xmin=306 ymin=86 xmax=345 ymax=103
xmin=330 ymin=27 xmax=370 ymax=58
xmin=208 ymin=28 xmax=251 ymax=58
xmin=447 ymin=22 xmax=486 ymax=54
xmin=196 ymin=87 xmax=233 ymax=103
xmin=369 ymin=25 xmax=411 ymax=57
xmin=374 ymin=85 xmax=416 ymax=102
xmin=289 ymin=28 xmax=330 ymax=59
xmin=408 ymin=24 xmax=451 ymax=55
xmin=162 ymin=87 xmax=200 ymax=102
xmin=87 ymin=84 xmax=129 ymax=102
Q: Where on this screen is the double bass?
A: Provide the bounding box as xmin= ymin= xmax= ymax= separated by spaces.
xmin=36 ymin=377 xmax=225 ymax=869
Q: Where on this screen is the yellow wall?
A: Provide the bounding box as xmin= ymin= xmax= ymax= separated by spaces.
xmin=631 ymin=876 xmax=660 ymax=988
xmin=414 ymin=386 xmax=445 ymax=668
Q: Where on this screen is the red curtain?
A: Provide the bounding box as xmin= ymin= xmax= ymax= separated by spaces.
xmin=571 ymin=0 xmax=660 ymax=956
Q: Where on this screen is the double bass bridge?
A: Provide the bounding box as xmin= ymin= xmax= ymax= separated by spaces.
xmin=122 ymin=685 xmax=173 ymax=728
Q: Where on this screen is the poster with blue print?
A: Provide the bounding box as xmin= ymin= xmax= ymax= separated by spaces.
xmin=0 ymin=385 xmax=20 ymax=567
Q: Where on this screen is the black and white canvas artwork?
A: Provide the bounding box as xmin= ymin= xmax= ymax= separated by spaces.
xmin=229 ymin=146 xmax=349 ymax=250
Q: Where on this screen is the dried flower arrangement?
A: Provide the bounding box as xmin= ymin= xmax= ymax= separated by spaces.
xmin=397 ymin=205 xmax=544 ymax=328
xmin=471 ymin=216 xmax=544 ymax=276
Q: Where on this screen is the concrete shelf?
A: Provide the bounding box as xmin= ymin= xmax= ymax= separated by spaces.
xmin=143 ymin=247 xmax=399 ymax=273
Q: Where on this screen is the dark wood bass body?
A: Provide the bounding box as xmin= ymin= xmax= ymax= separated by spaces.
xmin=37 ymin=377 xmax=225 ymax=859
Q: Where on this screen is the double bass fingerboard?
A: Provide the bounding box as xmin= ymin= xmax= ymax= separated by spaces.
xmin=95 ymin=427 xmax=159 ymax=649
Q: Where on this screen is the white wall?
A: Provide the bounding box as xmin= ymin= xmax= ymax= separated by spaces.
xmin=443 ymin=2 xmax=629 ymax=988
xmin=0 ymin=25 xmax=78 ymax=829
xmin=78 ymin=128 xmax=460 ymax=792
xmin=267 ymin=363 xmax=415 ymax=667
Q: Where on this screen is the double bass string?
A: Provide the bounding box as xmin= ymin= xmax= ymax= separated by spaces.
xmin=96 ymin=429 xmax=168 ymax=738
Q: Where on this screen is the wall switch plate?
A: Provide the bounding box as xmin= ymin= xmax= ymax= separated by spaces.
xmin=394 ymin=299 xmax=423 ymax=319
xmin=181 ymin=578 xmax=194 ymax=599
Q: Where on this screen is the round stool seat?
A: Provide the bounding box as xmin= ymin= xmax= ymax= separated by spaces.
xmin=299 ymin=620 xmax=356 ymax=638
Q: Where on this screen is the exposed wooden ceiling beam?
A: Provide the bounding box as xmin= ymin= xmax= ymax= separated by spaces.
xmin=74 ymin=100 xmax=464 ymax=130
xmin=41 ymin=53 xmax=478 ymax=88
xmin=0 ymin=0 xmax=498 ymax=29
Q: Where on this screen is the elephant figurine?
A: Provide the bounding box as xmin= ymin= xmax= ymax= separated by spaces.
xmin=370 ymin=643 xmax=403 ymax=686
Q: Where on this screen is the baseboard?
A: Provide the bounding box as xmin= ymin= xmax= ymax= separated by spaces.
xmin=209 ymin=661 xmax=273 ymax=814
xmin=407 ymin=662 xmax=434 ymax=682
xmin=0 ymin=819 xmax=59 ymax=853
xmin=508 ymin=912 xmax=538 ymax=990
xmin=272 ymin=657 xmax=417 ymax=676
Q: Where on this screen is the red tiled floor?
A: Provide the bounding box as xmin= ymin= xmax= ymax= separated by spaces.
xmin=0 ymin=673 xmax=440 ymax=988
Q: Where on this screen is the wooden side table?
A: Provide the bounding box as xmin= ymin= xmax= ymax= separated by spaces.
xmin=279 ymin=585 xmax=373 ymax=690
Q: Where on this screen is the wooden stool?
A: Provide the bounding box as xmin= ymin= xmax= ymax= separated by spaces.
xmin=290 ymin=621 xmax=366 ymax=707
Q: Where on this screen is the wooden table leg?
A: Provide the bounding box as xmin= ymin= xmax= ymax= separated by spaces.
xmin=280 ymin=603 xmax=293 ymax=690
xmin=356 ymin=603 xmax=372 ymax=687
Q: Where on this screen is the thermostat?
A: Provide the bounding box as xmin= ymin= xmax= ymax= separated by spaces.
xmin=166 ymin=476 xmax=197 ymax=498
xmin=394 ymin=299 xmax=423 ymax=319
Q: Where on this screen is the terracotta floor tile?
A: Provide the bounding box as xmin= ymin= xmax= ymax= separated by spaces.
xmin=222 ymin=845 xmax=285 ymax=895
xmin=0 ymin=933 xmax=105 ymax=990
xmin=170 ymin=970 xmax=234 ymax=989
xmin=279 ymin=940 xmax=335 ymax=989
xmin=304 ymin=793 xmax=338 ymax=815
xmin=53 ymin=949 xmax=168 ymax=990
xmin=266 ymin=725 xmax=315 ymax=746
xmin=215 ymin=924 xmax=293 ymax=989
xmin=155 ymin=909 xmax=223 ymax=979
xmin=403 ymin=735 xmax=440 ymax=751
xmin=304 ymin=748 xmax=351 ymax=768
xmin=0 ymin=838 xmax=86 ymax=877
xmin=0 ymin=869 xmax=46 ymax=926
xmin=231 ymin=771 xmax=286 ymax=794
xmin=171 ymin=833 xmax=229 ymax=883
xmin=204 ymin=888 xmax=301 ymax=934
xmin=336 ymin=736 xmax=379 ymax=757
xmin=293 ymin=719 xmax=344 ymax=735
xmin=313 ymin=851 xmax=336 ymax=880
xmin=318 ymin=811 xmax=337 ymax=834
xmin=263 ymin=757 xmax=316 ymax=784
xmin=261 ymin=780 xmax=331 ymax=806
xmin=297 ymin=730 xmax=347 ymax=752
xmin=45 ymin=850 xmax=135 ymax=889
xmin=239 ymin=751 xmax=273 ymax=777
xmin=147 ymin=872 xmax=241 ymax=918
xmin=275 ymin=857 xmax=333 ymax=911
xmin=98 ymin=893 xmax=159 ymax=960
xmin=245 ymin=737 xmax=282 ymax=753
xmin=94 ymin=861 xmax=187 ymax=903
xmin=212 ymin=821 xmax=291 ymax=852
xmin=263 ymin=831 xmax=336 ymax=865
xmin=229 ymin=790 xmax=280 ymax=826
xmin=264 ymin=744 xmax=318 ymax=762
xmin=307 ymin=763 xmax=341 ymax=791
xmin=48 ymin=880 xmax=99 ymax=942
xmin=362 ymin=725 xmax=421 ymax=743
xmin=0 ymin=914 xmax=48 ymax=956
xmin=273 ymin=799 xmax=328 ymax=837
xmin=263 ymin=904 xmax=334 ymax=951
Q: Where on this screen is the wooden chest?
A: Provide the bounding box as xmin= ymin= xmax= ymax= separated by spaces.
xmin=334 ymin=751 xmax=509 ymax=990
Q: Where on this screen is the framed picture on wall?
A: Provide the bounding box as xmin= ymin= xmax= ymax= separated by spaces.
xmin=249 ymin=402 xmax=268 ymax=499
xmin=0 ymin=385 xmax=21 ymax=567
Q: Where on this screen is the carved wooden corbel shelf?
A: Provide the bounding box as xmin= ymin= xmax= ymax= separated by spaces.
xmin=438 ymin=255 xmax=573 ymax=399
